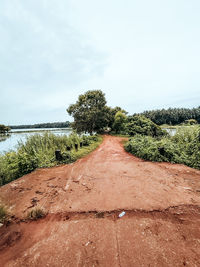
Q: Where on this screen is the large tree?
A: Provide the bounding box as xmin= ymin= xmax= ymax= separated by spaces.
xmin=67 ymin=90 xmax=109 ymax=134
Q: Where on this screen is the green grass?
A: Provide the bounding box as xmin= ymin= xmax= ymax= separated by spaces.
xmin=0 ymin=133 xmax=102 ymax=186
xmin=125 ymin=126 xmax=200 ymax=170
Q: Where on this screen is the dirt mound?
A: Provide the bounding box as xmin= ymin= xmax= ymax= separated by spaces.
xmin=0 ymin=135 xmax=200 ymax=266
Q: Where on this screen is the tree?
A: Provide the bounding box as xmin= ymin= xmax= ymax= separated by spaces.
xmin=0 ymin=124 xmax=10 ymax=134
xmin=106 ymin=106 xmax=127 ymax=129
xmin=112 ymin=111 xmax=127 ymax=133
xmin=138 ymin=106 xmax=200 ymax=125
xmin=67 ymin=90 xmax=108 ymax=134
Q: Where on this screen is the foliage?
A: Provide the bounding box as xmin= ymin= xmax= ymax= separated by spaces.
xmin=0 ymin=205 xmax=7 ymax=223
xmin=125 ymin=126 xmax=200 ymax=169
xmin=125 ymin=115 xmax=167 ymax=137
xmin=67 ymin=90 xmax=109 ymax=134
xmin=10 ymin=121 xmax=71 ymax=129
xmin=0 ymin=133 xmax=102 ymax=186
xmin=27 ymin=208 xmax=46 ymax=220
xmin=106 ymin=106 xmax=127 ymax=129
xmin=112 ymin=111 xmax=127 ymax=133
xmin=0 ymin=124 xmax=10 ymax=134
xmin=184 ymin=119 xmax=198 ymax=125
xmin=137 ymin=106 xmax=200 ymax=125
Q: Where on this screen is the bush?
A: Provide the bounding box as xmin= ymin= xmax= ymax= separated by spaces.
xmin=125 ymin=115 xmax=167 ymax=137
xmin=125 ymin=126 xmax=200 ymax=169
xmin=0 ymin=133 xmax=102 ymax=186
xmin=184 ymin=119 xmax=198 ymax=125
xmin=27 ymin=208 xmax=46 ymax=220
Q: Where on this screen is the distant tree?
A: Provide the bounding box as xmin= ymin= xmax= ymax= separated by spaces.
xmin=0 ymin=124 xmax=10 ymax=134
xmin=10 ymin=122 xmax=71 ymax=129
xmin=106 ymin=106 xmax=127 ymax=129
xmin=67 ymin=90 xmax=109 ymax=134
xmin=137 ymin=106 xmax=200 ymax=125
xmin=112 ymin=111 xmax=127 ymax=133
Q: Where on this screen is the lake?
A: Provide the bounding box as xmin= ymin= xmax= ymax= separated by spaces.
xmin=163 ymin=128 xmax=176 ymax=136
xmin=0 ymin=128 xmax=72 ymax=154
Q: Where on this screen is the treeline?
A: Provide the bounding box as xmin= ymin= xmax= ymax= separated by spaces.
xmin=10 ymin=121 xmax=71 ymax=129
xmin=137 ymin=107 xmax=200 ymax=125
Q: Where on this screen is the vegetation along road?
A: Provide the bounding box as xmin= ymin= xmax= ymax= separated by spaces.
xmin=1 ymin=135 xmax=200 ymax=266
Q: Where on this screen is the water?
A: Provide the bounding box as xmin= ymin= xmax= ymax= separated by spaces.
xmin=163 ymin=128 xmax=177 ymax=136
xmin=0 ymin=128 xmax=72 ymax=154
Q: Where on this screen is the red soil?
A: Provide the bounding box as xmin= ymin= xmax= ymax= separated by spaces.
xmin=0 ymin=135 xmax=200 ymax=266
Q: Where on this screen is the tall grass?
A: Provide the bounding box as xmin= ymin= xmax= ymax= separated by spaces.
xmin=0 ymin=133 xmax=102 ymax=186
xmin=0 ymin=205 xmax=7 ymax=223
xmin=125 ymin=126 xmax=200 ymax=169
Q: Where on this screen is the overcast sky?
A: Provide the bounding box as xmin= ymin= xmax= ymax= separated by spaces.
xmin=1 ymin=0 xmax=200 ymax=125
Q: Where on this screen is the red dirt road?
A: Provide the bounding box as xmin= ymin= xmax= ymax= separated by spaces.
xmin=1 ymin=135 xmax=200 ymax=266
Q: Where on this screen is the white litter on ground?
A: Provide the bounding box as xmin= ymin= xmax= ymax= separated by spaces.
xmin=119 ymin=211 xmax=126 ymax=218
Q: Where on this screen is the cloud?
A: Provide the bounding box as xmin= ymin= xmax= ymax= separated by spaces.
xmin=0 ymin=0 xmax=200 ymax=124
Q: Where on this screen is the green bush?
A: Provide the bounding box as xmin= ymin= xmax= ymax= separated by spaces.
xmin=125 ymin=115 xmax=167 ymax=137
xmin=0 ymin=133 xmax=102 ymax=186
xmin=125 ymin=126 xmax=200 ymax=169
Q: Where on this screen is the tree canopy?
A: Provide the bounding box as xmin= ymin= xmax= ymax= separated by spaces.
xmin=137 ymin=107 xmax=200 ymax=125
xmin=67 ymin=90 xmax=109 ymax=134
xmin=112 ymin=111 xmax=127 ymax=133
xmin=10 ymin=122 xmax=70 ymax=129
xmin=67 ymin=90 xmax=128 ymax=134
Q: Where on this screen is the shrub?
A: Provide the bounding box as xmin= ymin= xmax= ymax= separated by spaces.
xmin=125 ymin=126 xmax=200 ymax=169
xmin=184 ymin=119 xmax=198 ymax=125
xmin=0 ymin=133 xmax=102 ymax=186
xmin=125 ymin=115 xmax=167 ymax=137
xmin=27 ymin=208 xmax=46 ymax=220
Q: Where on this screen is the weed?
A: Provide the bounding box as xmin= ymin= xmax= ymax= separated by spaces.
xmin=0 ymin=205 xmax=7 ymax=223
xmin=27 ymin=208 xmax=46 ymax=220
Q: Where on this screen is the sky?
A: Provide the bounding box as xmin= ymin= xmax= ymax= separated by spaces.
xmin=0 ymin=0 xmax=200 ymax=125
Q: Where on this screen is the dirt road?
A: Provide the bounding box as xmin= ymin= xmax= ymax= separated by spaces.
xmin=1 ymin=135 xmax=200 ymax=266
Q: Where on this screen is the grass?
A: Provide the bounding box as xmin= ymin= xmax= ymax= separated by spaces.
xmin=0 ymin=205 xmax=8 ymax=223
xmin=0 ymin=133 xmax=103 ymax=186
xmin=125 ymin=126 xmax=200 ymax=170
xmin=27 ymin=208 xmax=46 ymax=220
